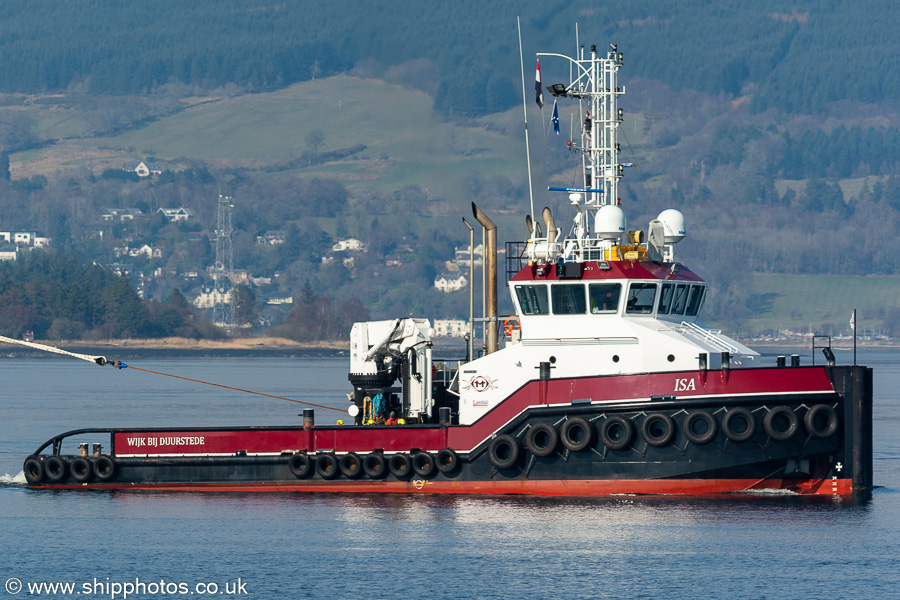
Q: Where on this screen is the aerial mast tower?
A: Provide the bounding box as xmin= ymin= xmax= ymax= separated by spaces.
xmin=213 ymin=194 xmax=235 ymax=333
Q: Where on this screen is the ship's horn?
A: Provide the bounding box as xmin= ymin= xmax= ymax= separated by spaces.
xmin=543 ymin=207 xmax=558 ymax=241
xmin=525 ymin=214 xmax=534 ymax=235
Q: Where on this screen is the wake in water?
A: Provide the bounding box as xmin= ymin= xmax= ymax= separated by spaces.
xmin=735 ymin=488 xmax=800 ymax=496
xmin=0 ymin=471 xmax=27 ymax=486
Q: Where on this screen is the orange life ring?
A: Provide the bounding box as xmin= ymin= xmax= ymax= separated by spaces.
xmin=503 ymin=317 xmax=520 ymax=336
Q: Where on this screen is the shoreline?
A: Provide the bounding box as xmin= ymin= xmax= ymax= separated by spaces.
xmin=2 ymin=335 xmax=895 ymax=360
xmin=0 ymin=336 xmax=469 ymax=359
xmin=1 ymin=336 xmax=346 ymax=359
xmin=737 ymin=340 xmax=900 ymax=350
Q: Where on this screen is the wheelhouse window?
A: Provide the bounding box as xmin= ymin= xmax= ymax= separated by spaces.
xmin=658 ymin=283 xmax=675 ymax=315
xmin=670 ymin=284 xmax=689 ymax=315
xmin=589 ymin=283 xmax=621 ymax=314
xmin=551 ymin=284 xmax=586 ymax=314
xmin=626 ymin=283 xmax=657 ymax=314
xmin=685 ymin=286 xmax=706 ymax=316
xmin=515 ymin=285 xmax=549 ymax=315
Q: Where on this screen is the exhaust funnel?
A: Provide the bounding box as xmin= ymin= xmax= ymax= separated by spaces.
xmin=472 ymin=203 xmax=498 ymax=354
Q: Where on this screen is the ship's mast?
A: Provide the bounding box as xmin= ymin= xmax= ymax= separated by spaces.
xmin=535 ymin=43 xmax=625 ymax=263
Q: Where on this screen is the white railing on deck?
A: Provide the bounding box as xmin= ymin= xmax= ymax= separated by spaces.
xmin=676 ymin=321 xmax=741 ymax=353
xmin=433 ymin=359 xmax=466 ymax=397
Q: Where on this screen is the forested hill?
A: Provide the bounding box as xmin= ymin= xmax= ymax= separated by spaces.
xmin=1 ymin=1 xmax=899 ymax=116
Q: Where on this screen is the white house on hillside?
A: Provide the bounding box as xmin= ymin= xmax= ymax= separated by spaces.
xmin=332 ymin=238 xmax=366 ymax=252
xmin=256 ymin=230 xmax=287 ymax=245
xmin=114 ymin=245 xmax=163 ymax=259
xmin=158 ymin=207 xmax=193 ymax=221
xmin=433 ymin=319 xmax=467 ymax=337
xmin=0 ymin=245 xmax=17 ymax=261
xmin=102 ymin=208 xmax=144 ymax=222
xmin=434 ymin=273 xmax=468 ymax=293
xmin=193 ymin=288 xmax=232 ymax=309
xmin=123 ymin=161 xmax=162 ymax=177
xmin=0 ymin=231 xmax=50 ymax=253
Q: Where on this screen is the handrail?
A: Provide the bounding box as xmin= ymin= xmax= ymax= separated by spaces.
xmin=32 ymin=428 xmax=119 ymax=457
xmin=29 ymin=424 xmax=341 ymax=457
xmin=677 ymin=321 xmax=740 ymax=353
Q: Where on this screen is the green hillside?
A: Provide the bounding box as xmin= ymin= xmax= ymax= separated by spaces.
xmin=3 ymin=1 xmax=900 ymax=116
xmin=733 ymin=273 xmax=900 ymax=335
xmin=19 ymin=77 xmax=526 ymax=200
xmin=4 ymin=3 xmax=900 ymax=339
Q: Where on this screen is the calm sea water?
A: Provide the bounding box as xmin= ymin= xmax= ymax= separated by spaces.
xmin=1 ymin=348 xmax=899 ymax=600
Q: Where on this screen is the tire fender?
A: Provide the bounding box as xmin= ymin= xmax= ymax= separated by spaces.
xmin=525 ymin=422 xmax=558 ymax=457
xmin=682 ymin=411 xmax=718 ymax=445
xmin=560 ymin=417 xmax=594 ymax=452
xmin=488 ymin=434 xmax=520 ymax=470
xmin=600 ymin=416 xmax=634 ymax=451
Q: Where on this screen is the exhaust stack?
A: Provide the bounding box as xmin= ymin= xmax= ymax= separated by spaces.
xmin=472 ymin=203 xmax=498 ymax=354
xmin=542 ymin=207 xmax=558 ymax=241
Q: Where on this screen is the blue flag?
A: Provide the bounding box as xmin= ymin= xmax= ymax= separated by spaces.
xmin=552 ymin=99 xmax=559 ymax=134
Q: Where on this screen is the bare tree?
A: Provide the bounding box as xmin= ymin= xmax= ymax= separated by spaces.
xmin=305 ymin=129 xmax=324 ymax=164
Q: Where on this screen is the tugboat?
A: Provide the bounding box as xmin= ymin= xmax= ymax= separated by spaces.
xmin=23 ymin=41 xmax=873 ymax=497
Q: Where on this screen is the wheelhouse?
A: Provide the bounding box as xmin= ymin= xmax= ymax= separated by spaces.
xmin=511 ymin=277 xmax=707 ymax=320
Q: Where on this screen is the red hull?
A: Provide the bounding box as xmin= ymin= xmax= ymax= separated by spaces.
xmin=34 ymin=477 xmax=854 ymax=496
xmin=111 ymin=367 xmax=836 ymax=457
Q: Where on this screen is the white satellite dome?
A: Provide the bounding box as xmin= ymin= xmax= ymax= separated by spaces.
xmin=594 ymin=205 xmax=626 ymax=240
xmin=657 ymin=209 xmax=686 ymax=243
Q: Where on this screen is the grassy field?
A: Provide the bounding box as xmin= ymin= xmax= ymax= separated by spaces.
xmin=11 ymin=75 xmax=612 ymax=202
xmin=730 ymin=273 xmax=900 ymax=334
xmin=13 ymin=76 xmax=540 ymax=200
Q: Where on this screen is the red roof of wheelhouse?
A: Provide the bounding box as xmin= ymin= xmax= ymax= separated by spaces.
xmin=509 ymin=261 xmax=706 ymax=283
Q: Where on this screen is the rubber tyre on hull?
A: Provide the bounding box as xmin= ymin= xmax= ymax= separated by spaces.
xmin=71 ymin=457 xmax=93 ymax=483
xmin=560 ymin=417 xmax=594 ymax=452
xmin=412 ymin=451 xmax=436 ymax=478
xmin=525 ymin=423 xmax=558 ymax=457
xmin=363 ymin=453 xmax=387 ymax=479
xmin=488 ymin=434 xmax=520 ymax=470
xmin=600 ymin=416 xmax=634 ymax=451
xmin=389 ymin=454 xmax=413 ymax=479
xmin=339 ymin=452 xmax=364 ymax=479
xmin=288 ymin=453 xmax=313 ymax=478
xmin=23 ymin=457 xmax=44 ymax=485
xmin=722 ymin=408 xmax=756 ymax=443
xmin=436 ymin=448 xmax=460 ymax=474
xmin=641 ymin=413 xmax=675 ymax=447
xmin=44 ymin=455 xmax=68 ymax=483
xmin=804 ymin=404 xmax=839 ymax=439
xmin=93 ymin=456 xmax=117 ymax=481
xmin=764 ymin=406 xmax=799 ymax=442
xmin=315 ymin=454 xmax=341 ymax=480
xmin=683 ymin=410 xmax=718 ymax=445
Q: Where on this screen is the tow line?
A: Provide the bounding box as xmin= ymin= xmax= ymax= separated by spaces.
xmin=0 ymin=335 xmax=344 ymax=412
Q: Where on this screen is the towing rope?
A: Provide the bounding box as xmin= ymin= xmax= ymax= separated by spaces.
xmin=0 ymin=334 xmax=109 ymax=365
xmin=122 ymin=365 xmax=344 ymax=412
xmin=0 ymin=334 xmax=344 ymax=413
